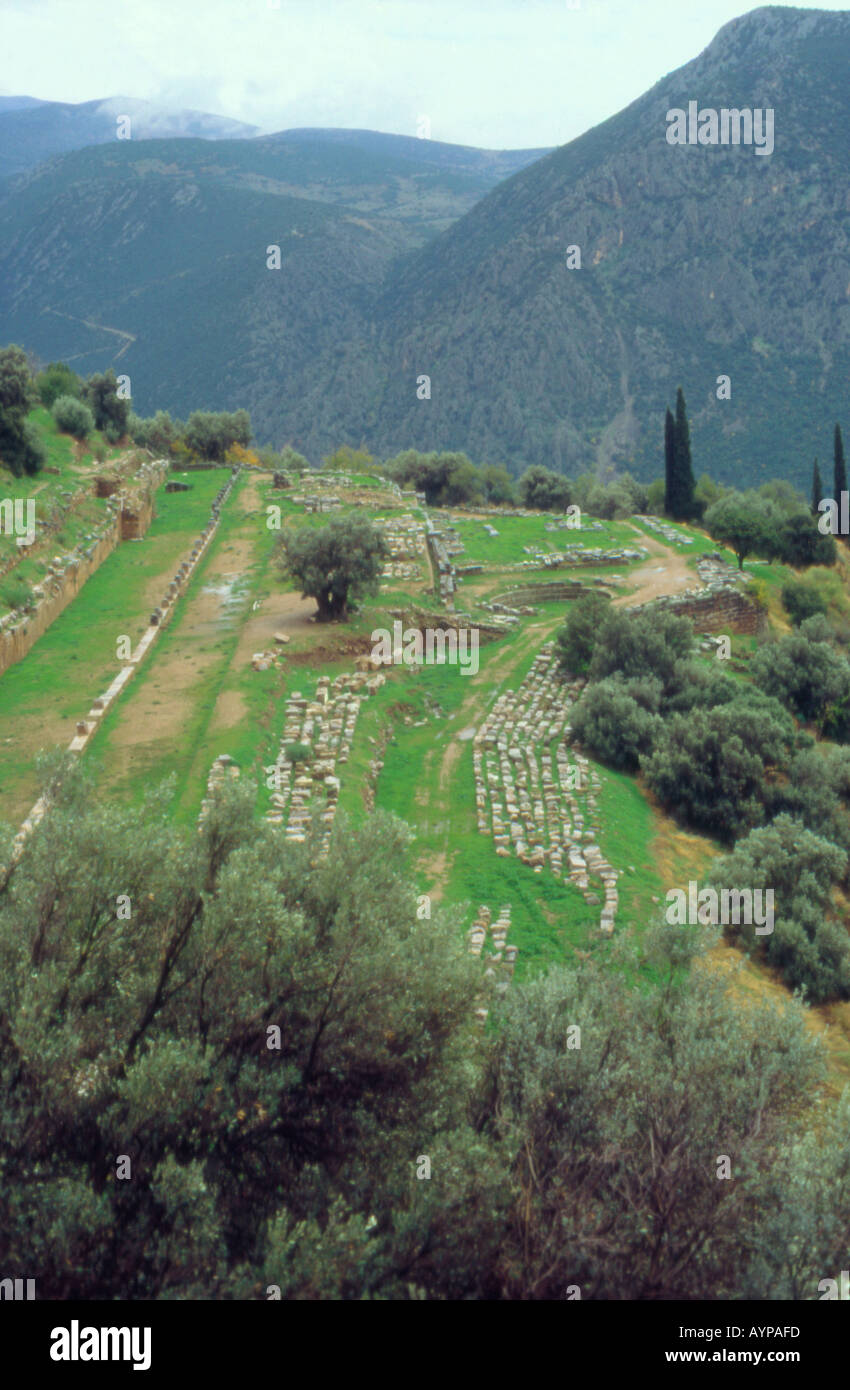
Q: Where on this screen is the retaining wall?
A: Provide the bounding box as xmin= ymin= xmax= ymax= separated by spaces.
xmin=638 ymin=586 xmax=768 ymax=635
xmin=492 ymin=580 xmax=610 ymax=607
xmin=0 ymin=459 xmax=168 ymax=678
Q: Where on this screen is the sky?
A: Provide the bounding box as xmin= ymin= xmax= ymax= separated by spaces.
xmin=3 ymin=0 xmax=850 ymax=148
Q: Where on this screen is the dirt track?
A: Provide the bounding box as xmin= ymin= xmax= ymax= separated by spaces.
xmin=613 ymin=526 xmax=697 ymax=607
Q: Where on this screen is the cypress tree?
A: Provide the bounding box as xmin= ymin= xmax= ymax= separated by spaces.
xmin=811 ymin=458 xmax=823 ymax=517
xmin=664 ymin=407 xmax=676 ymax=516
xmin=834 ymin=425 xmax=847 ymax=537
xmin=672 ymin=387 xmax=696 ymax=521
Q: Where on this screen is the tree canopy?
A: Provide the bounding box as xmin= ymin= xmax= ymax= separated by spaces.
xmin=278 ymin=512 xmax=388 ymax=621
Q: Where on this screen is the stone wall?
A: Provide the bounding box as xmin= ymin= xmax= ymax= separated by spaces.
xmin=0 ymin=459 xmax=168 ymax=678
xmin=0 ymin=524 xmax=120 ymax=676
xmin=0 ymin=448 xmax=152 ymax=582
xmin=638 ymin=586 xmax=767 ymax=635
xmin=491 ymin=580 xmax=610 ymax=607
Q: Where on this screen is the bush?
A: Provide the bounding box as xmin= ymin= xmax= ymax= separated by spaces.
xmin=103 ymin=421 xmax=124 ymax=446
xmin=641 ymin=695 xmax=795 ymax=842
xmin=52 ymin=394 xmax=94 ymax=440
xmin=782 ymin=580 xmax=828 ymax=627
xmin=554 ymin=592 xmax=612 ymax=675
xmin=570 ymin=677 xmax=662 ymax=770
xmin=518 ymin=465 xmax=571 ymax=512
xmin=16 ymin=418 xmax=46 ymax=476
xmin=184 ymin=409 xmax=251 ymax=462
xmin=36 ymin=362 xmax=80 ymax=410
xmin=750 ymin=615 xmax=850 ymax=728
xmin=709 ymin=816 xmax=850 ymax=1003
xmin=588 ymin=606 xmax=694 ymax=691
xmin=768 ymin=511 xmax=836 ymax=568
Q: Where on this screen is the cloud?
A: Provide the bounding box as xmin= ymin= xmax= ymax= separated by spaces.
xmin=5 ymin=0 xmax=850 ymax=147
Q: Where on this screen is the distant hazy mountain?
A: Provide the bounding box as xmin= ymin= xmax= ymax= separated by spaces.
xmin=2 ymin=6 xmax=849 ymax=485
xmin=0 ymin=95 xmax=48 ymax=113
xmin=0 ymin=96 xmax=260 ymax=178
xmin=0 ymin=130 xmax=534 ymax=428
xmin=271 ymin=128 xmax=552 ymax=181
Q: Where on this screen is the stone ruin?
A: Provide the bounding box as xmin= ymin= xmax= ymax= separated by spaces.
xmin=264 ymin=665 xmax=387 ymax=854
xmin=634 ymin=514 xmax=693 ymax=546
xmin=425 ymin=518 xmax=461 ymax=608
xmin=199 ymin=754 xmax=240 ymax=824
xmin=376 ymin=513 xmax=428 ymax=585
xmin=695 ymin=551 xmax=746 ymax=588
xmin=517 ymin=543 xmax=646 ymax=568
xmin=467 ymin=903 xmax=518 ymax=1023
xmin=473 ymin=643 xmax=621 ymax=934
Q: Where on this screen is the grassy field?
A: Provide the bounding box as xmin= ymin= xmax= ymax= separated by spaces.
xmin=445 ymin=511 xmax=643 ymax=569
xmin=0 ymin=409 xmax=127 ymax=603
xmin=0 ymin=470 xmax=229 ymax=823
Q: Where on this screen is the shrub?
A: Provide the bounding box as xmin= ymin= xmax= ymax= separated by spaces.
xmin=52 ymin=394 xmax=94 ymax=440
xmin=709 ymin=816 xmax=850 ymax=1003
xmin=750 ymin=615 xmax=850 ymax=728
xmin=781 ymin=579 xmax=828 ymax=627
xmin=36 ymin=362 xmax=80 ymax=410
xmin=768 ymin=511 xmax=837 ymax=568
xmin=641 ymin=695 xmax=794 ymax=841
xmin=518 ymin=465 xmax=571 ymax=512
xmin=588 ymin=606 xmax=694 ymax=691
xmin=570 ymin=677 xmax=662 ymax=770
xmin=554 ymin=593 xmax=612 ymax=675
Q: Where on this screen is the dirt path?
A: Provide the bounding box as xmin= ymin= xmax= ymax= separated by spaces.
xmin=613 ymin=525 xmax=697 ymax=608
xmin=96 ymin=477 xmax=262 ymax=788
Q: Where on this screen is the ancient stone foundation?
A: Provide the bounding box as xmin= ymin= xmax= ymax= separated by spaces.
xmin=491 ymin=580 xmax=609 ymax=607
xmin=639 ymin=587 xmax=767 ymax=635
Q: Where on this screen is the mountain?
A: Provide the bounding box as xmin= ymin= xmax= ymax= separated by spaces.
xmin=0 ymin=96 xmax=260 ymax=178
xmin=349 ymin=4 xmax=850 ymax=485
xmin=270 ymin=128 xmax=552 ymax=181
xmin=0 ymin=95 xmax=48 ymax=113
xmin=2 ymin=7 xmax=849 ymax=484
xmin=0 ymin=131 xmax=543 ymax=434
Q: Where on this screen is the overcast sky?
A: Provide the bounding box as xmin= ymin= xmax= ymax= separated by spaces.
xmin=4 ymin=0 xmax=849 ymax=148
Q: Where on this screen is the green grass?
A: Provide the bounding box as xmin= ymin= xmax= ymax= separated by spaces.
xmin=0 ymin=409 xmax=132 ymax=606
xmin=0 ymin=471 xmax=229 ymax=823
xmin=90 ymin=475 xmax=275 ymax=820
xmin=445 ymin=512 xmax=642 ymax=569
